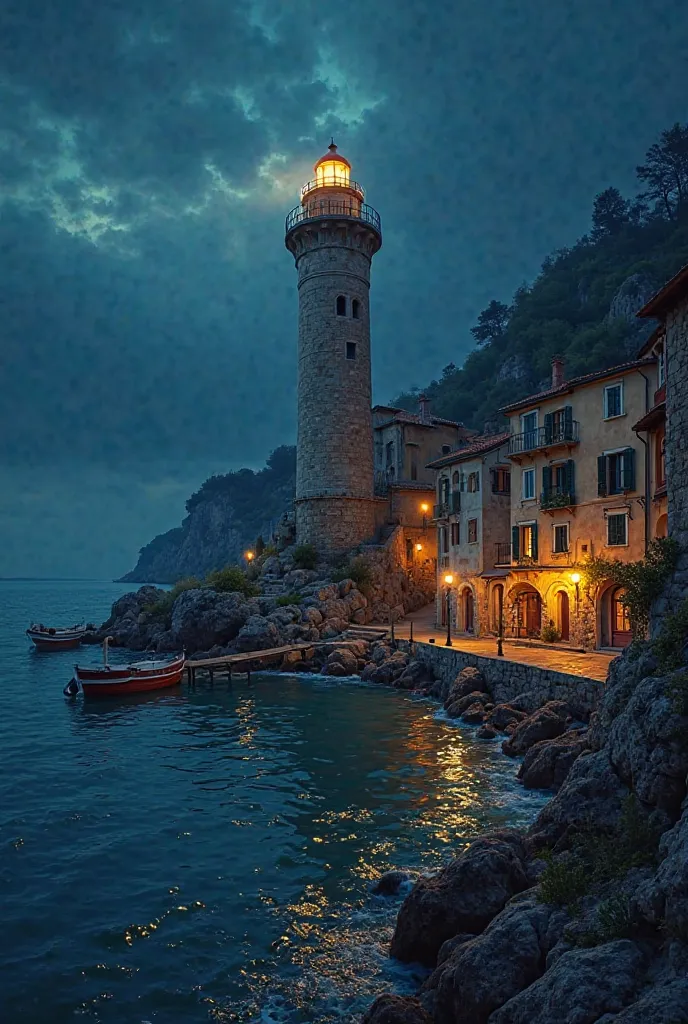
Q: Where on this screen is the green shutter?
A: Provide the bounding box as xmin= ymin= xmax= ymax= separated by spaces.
xmin=532 ymin=522 xmax=539 ymax=560
xmin=544 ymin=412 xmax=553 ymax=444
xmin=566 ymin=459 xmax=576 ymax=502
xmin=542 ymin=464 xmax=552 ymax=499
xmin=512 ymin=524 xmax=520 ymax=561
xmin=623 ymin=448 xmax=636 ymax=491
xmin=597 ymin=455 xmax=608 ymax=497
xmin=564 ymin=405 xmax=573 ymax=439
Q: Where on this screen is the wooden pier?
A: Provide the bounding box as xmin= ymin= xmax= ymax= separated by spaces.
xmin=184 ymin=643 xmax=315 ymax=686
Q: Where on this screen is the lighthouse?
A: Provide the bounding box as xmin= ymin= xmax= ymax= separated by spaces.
xmin=285 ymin=142 xmax=382 ymax=555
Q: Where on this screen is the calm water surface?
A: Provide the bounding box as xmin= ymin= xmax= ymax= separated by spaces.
xmin=0 ymin=580 xmax=547 ymax=1023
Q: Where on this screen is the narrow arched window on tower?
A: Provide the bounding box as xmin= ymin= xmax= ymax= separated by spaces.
xmin=336 ymin=295 xmax=347 ymax=316
xmin=352 ymin=298 xmax=360 ymax=319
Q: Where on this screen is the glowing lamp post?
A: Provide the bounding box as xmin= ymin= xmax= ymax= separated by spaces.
xmin=497 ymin=586 xmax=504 ymax=658
xmin=245 ymin=551 xmax=255 ymax=564
xmin=444 ymin=573 xmax=454 ymax=647
xmin=421 ymin=503 xmax=429 ymax=532
xmin=415 ymin=543 xmax=423 ymax=552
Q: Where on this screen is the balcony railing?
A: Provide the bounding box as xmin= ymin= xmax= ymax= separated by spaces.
xmin=509 ymin=421 xmax=580 ymax=455
xmin=540 ymin=489 xmax=576 ymax=510
xmin=285 ymin=201 xmax=381 ymax=235
xmin=300 ymin=177 xmax=365 ymax=200
xmin=495 ymin=542 xmax=512 ymax=565
xmin=433 ymin=502 xmax=449 ymax=520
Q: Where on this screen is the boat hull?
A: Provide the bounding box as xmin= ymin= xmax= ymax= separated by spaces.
xmin=73 ymin=656 xmax=185 ymax=698
xmin=28 ymin=630 xmax=85 ymax=650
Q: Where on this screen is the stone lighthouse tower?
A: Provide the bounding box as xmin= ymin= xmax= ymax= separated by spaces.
xmin=285 ymin=142 xmax=382 ymax=555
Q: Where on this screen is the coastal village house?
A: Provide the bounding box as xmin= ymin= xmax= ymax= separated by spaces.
xmin=427 ymin=434 xmax=511 ymax=637
xmin=431 ymin=353 xmax=664 ymax=651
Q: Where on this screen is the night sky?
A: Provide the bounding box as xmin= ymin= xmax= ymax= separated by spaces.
xmin=1 ymin=0 xmax=687 ymax=578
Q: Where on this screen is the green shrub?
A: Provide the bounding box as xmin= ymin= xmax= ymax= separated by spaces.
xmin=653 ymin=598 xmax=688 ymax=672
xmin=332 ymin=555 xmax=373 ymax=592
xmin=292 ymin=544 xmax=318 ymax=570
xmin=275 ymin=593 xmax=302 ymax=606
xmin=571 ymin=895 xmax=637 ymax=948
xmin=538 ymin=851 xmax=588 ymax=909
xmin=143 ymin=577 xmax=202 ymax=621
xmin=541 ymin=619 xmax=560 ymax=643
xmin=205 ymin=565 xmax=259 ymax=597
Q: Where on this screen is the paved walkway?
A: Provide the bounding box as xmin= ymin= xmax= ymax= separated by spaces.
xmin=393 ymin=606 xmax=614 ymax=683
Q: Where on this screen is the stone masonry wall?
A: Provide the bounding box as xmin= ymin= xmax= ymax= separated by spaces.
xmin=286 ymin=217 xmax=381 ymax=554
xmin=653 ymin=292 xmax=688 ymax=622
xmin=409 ymin=641 xmax=603 ymax=720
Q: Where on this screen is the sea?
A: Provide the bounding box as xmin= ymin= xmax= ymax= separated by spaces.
xmin=0 ymin=579 xmax=548 ymax=1023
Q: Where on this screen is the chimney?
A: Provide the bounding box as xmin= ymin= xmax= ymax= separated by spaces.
xmin=419 ymin=393 xmax=431 ymax=423
xmin=551 ymin=356 xmax=565 ymax=389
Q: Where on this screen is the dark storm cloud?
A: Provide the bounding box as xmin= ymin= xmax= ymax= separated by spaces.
xmin=1 ymin=0 xmax=687 ymax=576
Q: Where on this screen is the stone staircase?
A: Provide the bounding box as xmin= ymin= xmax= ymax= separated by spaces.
xmin=342 ymin=624 xmax=389 ymax=642
xmin=261 ymin=574 xmax=287 ymax=597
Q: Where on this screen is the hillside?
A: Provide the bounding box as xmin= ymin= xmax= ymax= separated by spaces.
xmin=392 ymin=122 xmax=688 ymax=428
xmin=119 ymin=446 xmax=295 ymax=583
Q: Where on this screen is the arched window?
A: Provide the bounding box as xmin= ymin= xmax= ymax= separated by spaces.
xmin=336 ymin=295 xmax=347 ymax=316
xmin=352 ymin=298 xmax=361 ymax=319
xmin=452 ymin=471 xmax=460 ymax=488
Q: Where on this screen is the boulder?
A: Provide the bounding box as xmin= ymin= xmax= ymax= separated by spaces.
xmin=488 ymin=939 xmax=644 ymax=1024
xmin=477 ymin=723 xmax=499 ymax=740
xmin=320 ymin=616 xmax=350 ymax=638
xmin=389 ymin=830 xmax=529 ymax=966
xmin=170 ymin=589 xmax=250 ymax=653
xmin=337 ymin=578 xmax=354 ymax=597
xmin=233 ymin=615 xmax=281 ymax=652
xmin=446 ymin=691 xmax=490 ymax=719
xmin=396 ymin=660 xmax=434 ymax=690
xmin=518 ymin=729 xmax=589 ymax=791
xmin=361 ymin=995 xmax=432 ymax=1024
xmin=461 ymin=702 xmax=487 ymax=724
xmin=429 ymin=893 xmax=568 ymax=1024
xmin=371 ymin=869 xmax=418 ymax=896
xmin=502 ymin=701 xmax=570 ymax=757
xmin=487 ymin=703 xmax=528 ymax=733
xmin=444 ymin=666 xmax=489 ymax=708
xmin=314 ymin=584 xmax=339 ymax=602
xmin=345 ymin=588 xmax=368 ymax=612
xmin=635 ymin=802 xmax=688 ymax=940
xmin=301 ymin=607 xmax=323 ymax=627
xmin=320 ymin=598 xmax=351 ymax=621
xmin=325 ymin=648 xmax=358 ymax=677
xmin=607 ymin=979 xmax=688 ymax=1022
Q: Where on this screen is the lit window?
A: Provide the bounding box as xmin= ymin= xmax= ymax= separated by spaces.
xmin=522 ymin=468 xmax=535 ymax=500
xmin=604 ymin=382 xmax=624 ymax=418
xmin=607 ymin=513 xmax=628 ymax=546
xmin=346 ymin=342 xmax=356 ymax=360
xmin=553 ymin=523 xmax=569 ymax=553
xmin=522 ymin=524 xmax=535 ymax=558
xmin=336 ymin=295 xmax=347 ymax=316
xmin=352 ymin=299 xmax=360 ymax=319
xmin=468 ymin=519 xmax=478 ymax=543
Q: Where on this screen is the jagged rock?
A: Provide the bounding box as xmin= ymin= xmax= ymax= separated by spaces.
xmin=446 ymin=691 xmax=490 ymax=719
xmin=361 ymin=995 xmax=432 ymax=1024
xmin=502 ymin=701 xmax=570 ymax=757
xmin=528 ymin=749 xmax=631 ymax=850
xmin=371 ymin=870 xmax=418 ymax=896
xmin=488 ymin=939 xmax=645 ymax=1023
xmin=267 ymin=606 xmax=301 ymax=627
xmin=461 ymin=702 xmax=487 ymax=724
xmin=389 ymin=830 xmax=529 ymax=966
xmin=487 ymin=703 xmax=528 ymax=733
xmin=325 ymin=648 xmax=358 ymax=676
xmin=608 ymin=979 xmax=688 ymax=1022
xmin=314 ymin=584 xmax=339 ymax=602
xmin=337 ymin=578 xmax=354 ymax=597
xmin=320 ymin=598 xmax=351 ymax=621
xmin=170 ymin=588 xmax=252 ymax=652
xmin=477 ymin=723 xmax=499 ymax=740
xmin=429 ymin=893 xmax=568 ymax=1024
xmin=444 ymin=667 xmax=489 ymax=708
xmin=635 ymin=804 xmax=688 ymax=940
xmin=301 ymin=606 xmax=323 ymax=627
xmin=396 ymin=660 xmax=434 ymax=690
xmin=435 ymin=933 xmax=476 ymax=965
xmin=518 ymin=729 xmax=589 ymax=791
xmin=607 ymin=272 xmax=656 ymax=324
xmin=233 ymin=614 xmax=281 ymax=652
xmin=320 ymin=616 xmax=349 ymax=638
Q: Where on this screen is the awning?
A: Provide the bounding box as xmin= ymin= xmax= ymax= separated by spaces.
xmin=633 ymin=401 xmax=666 ymax=432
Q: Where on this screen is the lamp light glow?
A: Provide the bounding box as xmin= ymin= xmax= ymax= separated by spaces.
xmin=421 ymin=503 xmax=429 ymax=513
xmin=416 ymin=543 xmax=423 ymax=551
xmin=570 ymin=572 xmax=581 ymax=584
xmin=444 ymin=573 xmax=454 ymax=585
xmin=245 ymin=551 xmax=255 ymax=562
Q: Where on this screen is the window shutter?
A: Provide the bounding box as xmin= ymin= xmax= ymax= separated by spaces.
xmin=491 ymin=469 xmax=496 ymax=493
xmin=564 ymin=405 xmax=573 ymax=438
xmin=544 ymin=412 xmax=553 ymax=444
xmin=623 ymin=448 xmax=636 ymax=491
xmin=532 ymin=522 xmax=539 ymax=560
xmin=512 ymin=524 xmax=520 ymax=561
xmin=476 ymin=472 xmax=480 ymax=492
xmin=597 ymin=455 xmax=608 ymax=497
xmin=566 ymin=459 xmax=575 ymax=500
xmin=542 ymin=464 xmax=552 ymax=498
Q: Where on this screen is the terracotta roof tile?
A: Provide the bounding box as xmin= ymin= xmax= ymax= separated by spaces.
xmin=499 ymin=359 xmax=655 ymax=415
xmin=426 ymin=432 xmax=510 ymax=468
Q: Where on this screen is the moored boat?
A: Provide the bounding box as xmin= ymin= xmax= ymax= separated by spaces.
xmin=65 ymin=637 xmax=185 ymax=698
xmin=27 ymin=623 xmax=87 ymax=650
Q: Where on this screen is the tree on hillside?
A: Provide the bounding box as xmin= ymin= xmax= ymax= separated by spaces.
xmin=636 ymin=122 xmax=688 ymax=221
xmin=470 ymin=299 xmax=512 ymax=344
xmin=591 ymin=187 xmax=631 ymax=240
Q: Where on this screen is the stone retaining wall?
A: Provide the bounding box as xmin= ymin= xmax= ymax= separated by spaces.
xmin=407 ymin=641 xmax=604 ymax=720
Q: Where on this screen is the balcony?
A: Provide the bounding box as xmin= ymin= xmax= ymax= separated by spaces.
xmin=495 ymin=542 xmax=512 ymax=566
xmin=285 ymin=200 xmax=381 ymax=236
xmin=509 ymin=421 xmax=580 ymax=456
xmin=300 ymin=177 xmax=365 ymax=201
xmin=433 ymin=502 xmax=449 ymax=520
xmin=540 ymin=489 xmax=576 ymax=511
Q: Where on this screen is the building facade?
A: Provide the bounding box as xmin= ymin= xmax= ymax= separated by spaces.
xmin=500 ymin=356 xmax=658 ymax=650
xmin=285 ymin=142 xmax=383 ymax=555
xmin=633 ymin=328 xmax=668 ymax=543
xmin=428 ymin=434 xmax=511 ymax=637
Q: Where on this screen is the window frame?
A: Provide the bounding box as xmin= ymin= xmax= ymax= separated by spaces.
xmin=606 ymin=511 xmax=629 ymax=548
xmin=603 ymin=381 xmax=624 ymax=420
xmin=658 ymin=348 xmax=666 ymax=388
xmin=552 ymin=522 xmax=570 ymax=554
xmin=451 ymin=521 xmax=460 ymax=546
xmin=522 ymin=467 xmax=536 ymax=501
xmin=346 ymin=341 xmax=357 ymax=360
xmin=336 ymin=294 xmax=347 ymax=317
xmin=351 ymin=298 xmax=361 ymax=320
xmin=467 ymin=518 xmax=478 ymax=544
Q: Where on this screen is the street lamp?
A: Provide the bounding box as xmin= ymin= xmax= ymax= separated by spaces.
xmin=415 ymin=543 xmax=423 ymax=552
xmin=245 ymin=550 xmax=255 ymax=563
xmin=497 ymin=585 xmax=504 ymax=657
xmin=444 ymin=573 xmax=453 ymax=647
xmin=421 ymin=502 xmax=429 ymax=532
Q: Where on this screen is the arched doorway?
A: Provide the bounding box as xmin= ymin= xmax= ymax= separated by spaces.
xmin=515 ymin=586 xmax=542 ymax=638
xmin=656 ymin=513 xmax=668 ymax=538
xmin=556 ymin=590 xmax=570 ymax=642
xmin=492 ymin=584 xmax=504 ymax=633
xmin=600 ymin=584 xmax=632 ymax=648
xmin=462 ymin=588 xmax=474 ymax=633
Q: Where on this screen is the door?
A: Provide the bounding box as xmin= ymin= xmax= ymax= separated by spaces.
xmin=557 ymin=591 xmax=570 ymax=642
xmin=464 ymin=590 xmax=474 ymax=633
xmin=517 ymin=591 xmax=541 ymax=637
xmin=611 ymin=587 xmax=632 ymax=648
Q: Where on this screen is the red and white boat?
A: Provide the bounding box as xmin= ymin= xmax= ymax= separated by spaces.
xmin=27 ymin=623 xmax=87 ymax=650
xmin=65 ymin=638 xmax=185 ymax=698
